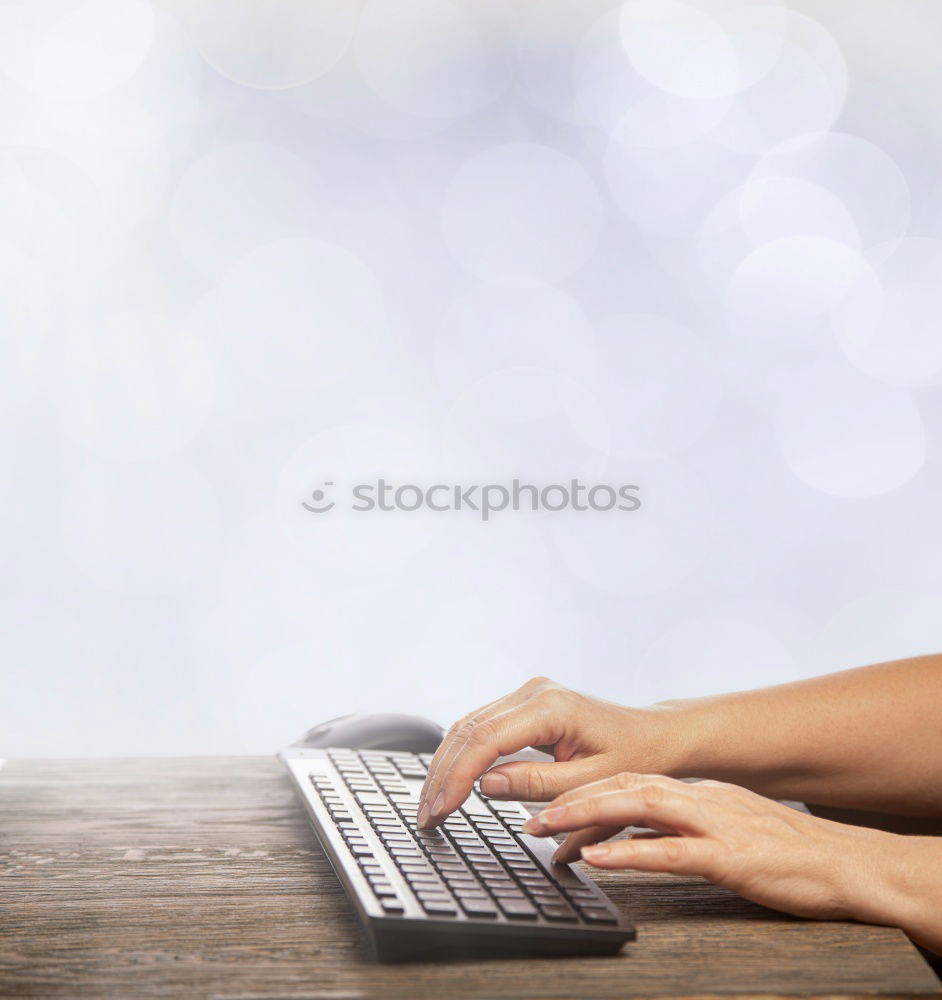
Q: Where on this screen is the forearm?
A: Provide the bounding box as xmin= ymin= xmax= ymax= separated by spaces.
xmin=852 ymin=834 xmax=942 ymax=955
xmin=652 ymin=654 xmax=942 ymax=816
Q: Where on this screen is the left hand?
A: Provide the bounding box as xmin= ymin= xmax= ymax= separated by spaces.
xmin=525 ymin=772 xmax=900 ymax=923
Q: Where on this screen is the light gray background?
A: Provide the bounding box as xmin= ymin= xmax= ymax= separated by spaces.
xmin=2 ymin=0 xmax=942 ymax=758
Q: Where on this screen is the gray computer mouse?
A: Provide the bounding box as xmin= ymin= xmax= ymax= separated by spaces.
xmin=293 ymin=713 xmax=444 ymax=754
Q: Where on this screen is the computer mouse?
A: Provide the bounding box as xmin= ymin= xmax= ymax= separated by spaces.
xmin=293 ymin=713 xmax=444 ymax=754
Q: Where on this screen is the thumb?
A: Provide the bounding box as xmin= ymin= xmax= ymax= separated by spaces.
xmin=479 ymin=758 xmax=603 ymax=802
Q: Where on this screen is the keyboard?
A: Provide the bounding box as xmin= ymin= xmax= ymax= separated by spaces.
xmin=280 ymin=746 xmax=635 ymax=961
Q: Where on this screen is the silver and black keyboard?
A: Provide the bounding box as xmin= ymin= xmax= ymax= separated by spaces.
xmin=280 ymin=746 xmax=635 ymax=961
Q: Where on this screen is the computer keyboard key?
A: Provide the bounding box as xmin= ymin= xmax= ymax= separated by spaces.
xmin=355 ymin=792 xmax=387 ymax=806
xmin=422 ymin=901 xmax=458 ymax=916
xmin=579 ymin=907 xmax=618 ymax=924
xmin=540 ymin=904 xmax=579 ymax=922
xmin=498 ymin=899 xmax=539 ymax=919
xmin=491 ymin=886 xmax=527 ymax=899
xmin=460 ymin=898 xmax=498 ymax=917
xmin=415 ymin=889 xmax=451 ymax=901
xmin=470 ymin=862 xmax=504 ymax=874
xmin=381 ymin=899 xmax=405 ymax=913
xmin=507 ymin=862 xmax=538 ymax=873
xmin=529 ymin=887 xmax=569 ymax=906
xmin=452 ymin=886 xmax=488 ymax=897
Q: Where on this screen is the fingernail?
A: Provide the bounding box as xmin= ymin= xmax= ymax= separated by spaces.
xmin=581 ymin=844 xmax=610 ymax=862
xmin=479 ymin=772 xmax=510 ymax=797
xmin=417 ymin=802 xmax=430 ymax=828
xmin=431 ymin=790 xmax=446 ymax=818
xmin=523 ymin=806 xmax=563 ymax=835
xmin=552 ymin=848 xmax=563 ymax=864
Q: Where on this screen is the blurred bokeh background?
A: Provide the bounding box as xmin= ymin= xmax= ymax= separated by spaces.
xmin=2 ymin=0 xmax=942 ymax=758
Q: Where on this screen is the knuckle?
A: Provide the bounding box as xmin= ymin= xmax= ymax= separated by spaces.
xmin=641 ymin=782 xmax=665 ymax=806
xmin=523 ymin=769 xmax=546 ymax=800
xmin=696 ymin=778 xmax=735 ymax=795
xmin=466 ymin=718 xmax=498 ymax=748
xmin=449 ymin=719 xmax=477 ymax=742
xmin=537 ymin=687 xmax=568 ymax=711
xmin=523 ymin=675 xmax=553 ymax=693
xmin=661 ymin=838 xmax=687 ymax=866
xmin=615 ymin=771 xmax=640 ymax=791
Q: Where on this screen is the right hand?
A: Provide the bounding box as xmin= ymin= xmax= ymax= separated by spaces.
xmin=416 ymin=676 xmax=679 ymax=828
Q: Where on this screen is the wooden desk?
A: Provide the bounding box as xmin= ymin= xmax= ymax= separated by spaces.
xmin=1 ymin=757 xmax=939 ymax=999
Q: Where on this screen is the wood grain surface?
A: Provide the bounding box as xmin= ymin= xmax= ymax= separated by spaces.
xmin=1 ymin=756 xmax=939 ymax=999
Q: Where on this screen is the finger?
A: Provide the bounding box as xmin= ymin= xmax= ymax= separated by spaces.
xmin=420 ymin=697 xmax=567 ymax=827
xmin=479 ymin=757 xmax=613 ymax=802
xmin=523 ymin=783 xmax=705 ymax=838
xmin=581 ymin=836 xmax=712 ymax=877
xmin=551 ymin=825 xmax=622 ymax=865
xmin=420 ymin=677 xmax=561 ymax=814
xmin=539 ymin=771 xmax=682 ymax=812
xmin=419 ymin=684 xmax=537 ymax=821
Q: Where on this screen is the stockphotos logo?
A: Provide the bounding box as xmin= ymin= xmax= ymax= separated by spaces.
xmin=302 ymin=479 xmax=641 ymax=522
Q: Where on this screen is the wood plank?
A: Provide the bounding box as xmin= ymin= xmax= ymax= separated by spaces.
xmin=1 ymin=757 xmax=939 ymax=999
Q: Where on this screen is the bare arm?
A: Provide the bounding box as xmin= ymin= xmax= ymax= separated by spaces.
xmin=668 ymin=654 xmax=942 ymax=816
xmin=418 ymin=655 xmax=942 ymax=829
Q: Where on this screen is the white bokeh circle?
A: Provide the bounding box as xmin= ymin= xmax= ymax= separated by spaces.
xmin=193 ymin=238 xmax=387 ymax=423
xmin=44 ymin=97 xmax=169 ymax=227
xmin=441 ymin=142 xmax=603 ymax=285
xmin=58 ymin=309 xmax=216 ymax=461
xmin=1 ymin=0 xmax=155 ymax=100
xmin=574 ymin=8 xmax=732 ymax=145
xmin=833 ymin=238 xmax=942 ymax=387
xmin=810 ymin=589 xmax=942 ymax=674
xmin=604 ymin=132 xmax=742 ymax=237
xmin=183 ymin=0 xmax=361 ymax=90
xmin=169 ymin=142 xmax=325 ymax=279
xmin=0 ymin=146 xmax=113 ymax=292
xmin=726 ymin=236 xmax=874 ymax=358
xmin=619 ymin=0 xmax=788 ymax=101
xmin=750 ymin=132 xmax=910 ymax=249
xmin=510 ymin=0 xmax=598 ymax=123
xmin=638 ymin=613 xmax=797 ymax=698
xmin=550 ymin=459 xmax=714 ymax=597
xmin=354 ymin=0 xmax=506 ymax=118
xmin=771 ymin=360 xmax=926 ymax=498
xmin=442 ymin=367 xmax=610 ymax=482
xmin=435 ymin=283 xmax=595 ymax=393
xmin=59 ymin=460 xmax=221 ymax=595
xmin=712 ymin=12 xmax=847 ymax=155
xmin=738 ymin=177 xmax=860 ymax=248
xmin=693 ymin=182 xmax=859 ymax=310
xmin=595 ymin=313 xmax=724 ymax=459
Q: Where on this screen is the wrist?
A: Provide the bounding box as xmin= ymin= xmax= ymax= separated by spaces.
xmin=857 ymin=835 xmax=942 ymax=953
xmin=632 ymin=699 xmax=706 ymax=777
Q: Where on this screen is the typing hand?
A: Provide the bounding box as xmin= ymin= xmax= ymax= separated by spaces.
xmin=525 ymin=772 xmax=899 ymax=923
xmin=417 ymin=677 xmax=675 ymax=828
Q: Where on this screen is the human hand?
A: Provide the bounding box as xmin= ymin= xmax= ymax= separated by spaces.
xmin=525 ymin=771 xmax=905 ymax=924
xmin=417 ymin=677 xmax=683 ymax=828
